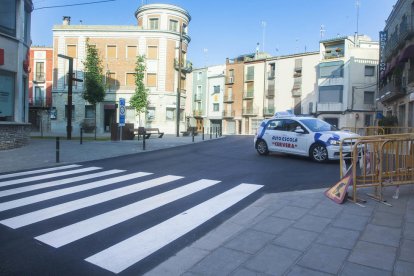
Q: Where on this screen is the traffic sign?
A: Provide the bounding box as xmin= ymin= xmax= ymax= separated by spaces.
xmin=119 ymin=98 xmax=125 ymax=127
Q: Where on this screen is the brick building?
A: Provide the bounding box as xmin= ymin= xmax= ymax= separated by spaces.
xmin=51 ymin=3 xmax=191 ymax=135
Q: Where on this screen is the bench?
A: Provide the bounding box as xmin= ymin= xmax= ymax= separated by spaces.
xmin=145 ymin=128 xmax=164 ymax=138
xmin=181 ymin=127 xmax=198 ymax=137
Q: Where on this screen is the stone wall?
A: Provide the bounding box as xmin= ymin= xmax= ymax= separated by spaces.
xmin=0 ymin=123 xmax=31 ymax=150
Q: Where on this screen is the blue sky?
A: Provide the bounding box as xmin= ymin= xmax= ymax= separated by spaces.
xmin=32 ymin=0 xmax=395 ymax=68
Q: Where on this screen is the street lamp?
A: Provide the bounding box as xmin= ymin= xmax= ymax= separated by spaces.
xmin=58 ymin=54 xmax=83 ymax=140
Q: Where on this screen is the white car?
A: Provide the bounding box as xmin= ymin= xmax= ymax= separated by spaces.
xmin=254 ymin=113 xmax=359 ymax=162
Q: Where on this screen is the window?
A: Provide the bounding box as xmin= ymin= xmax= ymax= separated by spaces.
xmin=319 ymin=85 xmax=343 ymax=103
xmin=213 ymin=103 xmax=219 ymax=111
xmin=35 ymin=62 xmax=45 ymax=82
xmin=85 ymin=105 xmax=95 ymax=119
xmin=126 ymin=73 xmax=135 ymax=86
xmin=246 ymin=66 xmax=254 ymax=80
xmin=127 ymin=46 xmax=137 ymax=59
xmin=149 ymin=18 xmax=159 ymax=30
xmin=365 ymin=66 xmax=375 ymax=76
xmin=106 ymin=72 xmax=116 ymax=90
xmin=166 ymin=108 xmax=175 ymax=120
xmin=65 ymin=105 xmax=75 ymax=119
xmin=34 ymin=86 xmax=45 ymax=106
xmin=126 ymin=107 xmax=135 ymax=123
xmin=65 ymin=73 xmax=77 ymax=87
xmin=0 ymin=0 xmax=16 ymax=36
xmin=107 ymin=45 xmax=117 ymax=59
xmin=147 ymin=107 xmax=155 ymax=121
xmin=24 ymin=3 xmax=31 ymax=44
xmin=213 ymin=85 xmax=220 ymax=94
xmin=319 ymin=61 xmax=343 ymax=78
xmin=147 ymin=46 xmax=158 ymax=60
xmin=364 ymin=91 xmax=375 ymax=104
xmin=197 ymin=72 xmax=202 ymax=81
xmin=364 ymin=114 xmax=372 ymax=126
xmin=67 ymin=45 xmax=77 ymax=58
xmin=324 ymin=118 xmax=339 ymax=127
xmin=147 ymin=73 xmax=157 ymax=87
xmin=169 ymin=20 xmax=178 ymax=32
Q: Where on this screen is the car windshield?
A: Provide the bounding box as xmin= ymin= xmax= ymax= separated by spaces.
xmin=299 ymin=118 xmax=338 ymax=132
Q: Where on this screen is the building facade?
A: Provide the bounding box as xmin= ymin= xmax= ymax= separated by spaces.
xmin=51 ymin=4 xmax=191 ymax=135
xmin=29 ymin=46 xmax=53 ymax=132
xmin=0 ymin=0 xmax=33 ymax=149
xmin=379 ymin=0 xmax=414 ymax=128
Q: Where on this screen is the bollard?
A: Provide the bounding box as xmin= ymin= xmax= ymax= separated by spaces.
xmin=215 ymin=126 xmax=218 ymax=138
xmin=80 ymin=128 xmax=83 ymax=145
xmin=202 ymin=127 xmax=205 ymax=140
xmin=143 ymin=132 xmax=146 ymax=150
xmin=192 ymin=128 xmax=195 ymax=142
xmin=210 ymin=126 xmax=212 ymax=139
xmin=56 ymin=137 xmax=60 ymax=163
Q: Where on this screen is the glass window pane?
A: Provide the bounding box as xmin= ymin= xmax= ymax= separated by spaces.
xmin=0 ymin=0 xmax=16 ymax=36
xmin=0 ymin=70 xmax=15 ymax=120
xmin=319 ymin=85 xmax=343 ymax=103
xmin=85 ymin=105 xmax=95 ymax=118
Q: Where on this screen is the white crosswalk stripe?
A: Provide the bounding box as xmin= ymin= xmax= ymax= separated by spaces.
xmin=0 ymin=166 xmax=101 ymax=188
xmin=0 ymin=165 xmax=82 ymax=180
xmin=35 ymin=179 xmax=221 ymax=248
xmin=0 ymin=169 xmax=124 ymax=198
xmin=0 ymin=165 xmax=263 ymax=274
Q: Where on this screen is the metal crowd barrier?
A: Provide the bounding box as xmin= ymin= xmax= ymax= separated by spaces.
xmin=341 ymin=126 xmax=414 ymax=136
xmin=339 ymin=133 xmax=414 ymax=204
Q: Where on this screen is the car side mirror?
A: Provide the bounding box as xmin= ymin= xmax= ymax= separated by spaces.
xmin=295 ymin=128 xmax=305 ymax=134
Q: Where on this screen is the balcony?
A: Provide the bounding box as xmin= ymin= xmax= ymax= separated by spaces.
xmin=292 ymin=88 xmax=302 ymax=97
xmin=268 ymin=71 xmax=275 ymax=79
xmin=226 ymin=76 xmax=234 ymax=84
xmin=194 ymin=93 xmax=202 ymax=102
xmin=174 ymin=59 xmax=193 ymax=74
xmin=263 ymin=107 xmax=275 ymax=116
xmin=193 ymin=109 xmax=203 ymax=117
xmin=242 ymin=108 xmax=258 ymax=116
xmin=223 ymin=95 xmax=234 ymax=103
xmin=322 ymin=50 xmax=345 ymax=60
xmin=243 ymin=91 xmax=254 ymax=99
xmin=245 ymin=73 xmax=254 ymax=82
xmin=266 ymin=87 xmax=274 ymax=98
xmin=384 ymin=21 xmax=414 ymax=60
xmin=34 ymin=73 xmax=45 ymax=83
xmin=379 ymin=80 xmax=406 ymax=103
xmin=30 ymin=97 xmax=48 ymax=107
xmin=316 ymin=102 xmax=343 ymax=112
xmin=222 ymin=110 xmax=235 ymax=118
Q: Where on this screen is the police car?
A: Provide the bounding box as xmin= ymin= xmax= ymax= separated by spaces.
xmin=254 ymin=111 xmax=359 ymax=162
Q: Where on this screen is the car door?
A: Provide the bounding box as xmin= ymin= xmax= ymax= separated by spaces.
xmin=261 ymin=119 xmax=287 ymax=153
xmin=283 ymin=119 xmax=310 ymax=155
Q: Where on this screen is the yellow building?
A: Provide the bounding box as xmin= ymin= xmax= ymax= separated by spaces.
xmin=51 ymin=3 xmax=191 ymax=135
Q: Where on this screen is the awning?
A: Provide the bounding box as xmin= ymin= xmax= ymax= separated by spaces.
xmin=398 ymin=44 xmax=414 ymax=63
xmin=104 ymin=104 xmax=117 ymax=110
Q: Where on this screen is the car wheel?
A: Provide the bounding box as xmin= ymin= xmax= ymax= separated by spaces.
xmin=256 ymin=140 xmax=269 ymax=155
xmin=310 ymin=143 xmax=328 ymax=162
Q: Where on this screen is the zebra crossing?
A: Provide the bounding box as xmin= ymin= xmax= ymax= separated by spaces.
xmin=0 ymin=165 xmax=263 ymax=274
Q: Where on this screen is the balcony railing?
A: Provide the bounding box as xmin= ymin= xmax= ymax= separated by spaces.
xmin=379 ymin=80 xmax=406 ymax=102
xmin=266 ymin=88 xmax=274 ymax=98
xmin=263 ymin=107 xmax=275 ymax=116
xmin=226 ymin=76 xmax=234 ymax=84
xmin=243 ymin=91 xmax=254 ymax=99
xmin=222 ymin=110 xmax=235 ymax=118
xmin=384 ymin=21 xmax=414 ymax=60
xmin=30 ymin=97 xmax=47 ymax=107
xmin=242 ymin=108 xmax=258 ymax=116
xmin=34 ymin=73 xmax=45 ymax=83
xmin=292 ymin=88 xmax=302 ymax=97
xmin=322 ymin=50 xmax=345 ymax=60
xmin=193 ymin=109 xmax=203 ymax=117
xmin=316 ymin=102 xmax=343 ymax=112
xmin=174 ymin=59 xmax=193 ymax=74
xmin=194 ymin=93 xmax=202 ymax=102
xmin=223 ymin=95 xmax=234 ymax=102
xmin=268 ymin=71 xmax=275 ymax=79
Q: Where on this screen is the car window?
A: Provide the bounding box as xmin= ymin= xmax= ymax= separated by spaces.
xmin=299 ymin=118 xmax=337 ymax=132
xmin=266 ymin=120 xmax=283 ymax=130
xmin=284 ymin=119 xmax=303 ymax=132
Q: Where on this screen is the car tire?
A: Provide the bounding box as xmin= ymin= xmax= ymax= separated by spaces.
xmin=256 ymin=140 xmax=269 ymax=155
xmin=310 ymin=143 xmax=328 ymax=162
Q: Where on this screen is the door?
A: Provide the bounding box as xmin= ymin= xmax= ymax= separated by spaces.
xmin=283 ymin=119 xmax=309 ymax=155
xmin=262 ymin=119 xmax=288 ymax=153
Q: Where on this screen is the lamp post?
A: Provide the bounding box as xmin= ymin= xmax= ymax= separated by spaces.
xmin=176 ymin=24 xmax=183 ymax=137
xmin=58 ymin=54 xmax=83 ymax=140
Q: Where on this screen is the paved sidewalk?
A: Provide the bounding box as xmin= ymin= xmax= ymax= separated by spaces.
xmin=1 ymin=133 xmax=413 ymax=275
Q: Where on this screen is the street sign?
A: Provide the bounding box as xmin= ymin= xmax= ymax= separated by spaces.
xmin=119 ymin=98 xmax=125 ymax=127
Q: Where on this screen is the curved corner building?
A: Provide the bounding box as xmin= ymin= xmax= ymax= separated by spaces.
xmin=51 ymin=3 xmax=191 ymax=134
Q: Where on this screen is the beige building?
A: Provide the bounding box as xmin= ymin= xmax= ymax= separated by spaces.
xmin=51 ymin=3 xmax=191 ymax=135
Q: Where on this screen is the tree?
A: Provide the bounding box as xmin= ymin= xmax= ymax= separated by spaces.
xmin=129 ymin=55 xmax=148 ymax=126
xmin=82 ymin=39 xmax=105 ymax=139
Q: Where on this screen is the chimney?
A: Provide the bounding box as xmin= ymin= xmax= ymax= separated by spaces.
xmin=63 ymin=16 xmax=71 ymax=25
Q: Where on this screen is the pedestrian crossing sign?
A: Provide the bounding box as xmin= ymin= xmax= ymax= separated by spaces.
xmin=324 ymin=175 xmax=352 ymax=204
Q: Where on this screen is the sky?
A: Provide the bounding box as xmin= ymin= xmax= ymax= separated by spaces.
xmin=31 ymin=0 xmax=396 ymax=68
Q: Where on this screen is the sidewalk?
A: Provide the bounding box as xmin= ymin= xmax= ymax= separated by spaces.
xmin=1 ymin=133 xmax=413 ymax=275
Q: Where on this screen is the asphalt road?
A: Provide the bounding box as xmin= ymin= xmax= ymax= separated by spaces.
xmin=0 ymin=135 xmax=341 ymax=275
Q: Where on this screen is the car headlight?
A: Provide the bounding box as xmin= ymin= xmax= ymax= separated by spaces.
xmin=329 ymin=140 xmax=340 ymax=146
